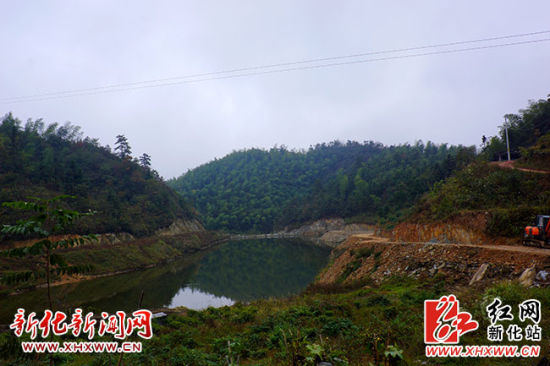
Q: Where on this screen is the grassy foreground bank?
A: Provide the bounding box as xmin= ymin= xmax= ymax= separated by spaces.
xmin=1 ymin=276 xmax=548 ymax=365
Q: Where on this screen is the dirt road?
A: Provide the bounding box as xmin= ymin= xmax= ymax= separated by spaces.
xmin=317 ymin=233 xmax=550 ymax=285
xmin=353 ymin=233 xmax=550 ymax=256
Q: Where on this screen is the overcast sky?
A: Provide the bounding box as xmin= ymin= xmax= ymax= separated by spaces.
xmin=1 ymin=1 xmax=550 ymax=178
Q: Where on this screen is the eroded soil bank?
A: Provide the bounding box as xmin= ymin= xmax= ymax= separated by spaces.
xmin=318 ymin=234 xmax=550 ymax=287
xmin=231 ymin=218 xmax=376 ymax=247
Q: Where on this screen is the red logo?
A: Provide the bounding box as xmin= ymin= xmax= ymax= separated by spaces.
xmin=424 ymin=295 xmax=479 ymax=344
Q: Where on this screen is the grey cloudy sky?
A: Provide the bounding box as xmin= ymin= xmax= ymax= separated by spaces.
xmin=1 ymin=1 xmax=550 ymax=178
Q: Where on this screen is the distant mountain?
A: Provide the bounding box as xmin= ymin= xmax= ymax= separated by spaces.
xmin=0 ymin=113 xmax=195 ymax=237
xmin=168 ymin=140 xmax=475 ymax=233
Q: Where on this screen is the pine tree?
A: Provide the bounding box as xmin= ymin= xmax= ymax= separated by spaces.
xmin=139 ymin=153 xmax=152 ymax=169
xmin=114 ymin=134 xmax=132 ymax=158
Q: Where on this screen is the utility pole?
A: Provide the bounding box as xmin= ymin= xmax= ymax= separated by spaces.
xmin=504 ymin=116 xmax=511 ymax=161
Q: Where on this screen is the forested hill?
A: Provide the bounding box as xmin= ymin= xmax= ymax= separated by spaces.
xmin=168 ymin=141 xmax=476 ymax=233
xmin=411 ymin=96 xmax=550 ymax=237
xmin=481 ymin=95 xmax=550 ymax=162
xmin=0 ymin=113 xmax=195 ymax=236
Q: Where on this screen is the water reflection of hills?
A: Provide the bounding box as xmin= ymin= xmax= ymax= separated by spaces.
xmin=0 ymin=252 xmax=205 ymax=323
xmin=0 ymin=239 xmax=330 ymax=323
xmin=190 ymin=239 xmax=331 ymax=302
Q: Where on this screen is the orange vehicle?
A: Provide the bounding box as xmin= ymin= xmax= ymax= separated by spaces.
xmin=523 ymin=215 xmax=550 ymax=247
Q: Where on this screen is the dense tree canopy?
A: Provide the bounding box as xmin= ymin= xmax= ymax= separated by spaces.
xmin=0 ymin=114 xmax=195 ymax=237
xmin=482 ymin=96 xmax=550 ymax=161
xmin=281 ymin=142 xmax=476 ymax=228
xmin=169 ymin=141 xmax=475 ymax=233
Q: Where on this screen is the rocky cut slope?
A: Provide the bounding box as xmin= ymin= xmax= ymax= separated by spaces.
xmin=318 ymin=234 xmax=550 ymax=288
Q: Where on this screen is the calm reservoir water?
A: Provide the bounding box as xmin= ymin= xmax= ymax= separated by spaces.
xmin=0 ymin=239 xmax=330 ymax=323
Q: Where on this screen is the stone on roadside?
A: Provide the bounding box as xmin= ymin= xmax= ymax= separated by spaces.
xmin=469 ymin=263 xmax=489 ymax=285
xmin=518 ymin=267 xmax=536 ymax=287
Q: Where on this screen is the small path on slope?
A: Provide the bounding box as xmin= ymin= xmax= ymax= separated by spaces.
xmin=491 ymin=160 xmax=550 ymax=174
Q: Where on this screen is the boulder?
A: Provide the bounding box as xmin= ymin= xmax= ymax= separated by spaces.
xmin=469 ymin=263 xmax=489 ymax=285
xmin=155 ymin=219 xmax=204 ymax=236
xmin=519 ymin=267 xmax=537 ymax=287
xmin=536 ymin=270 xmax=549 ymax=283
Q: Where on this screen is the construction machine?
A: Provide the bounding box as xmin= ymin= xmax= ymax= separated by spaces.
xmin=523 ymin=215 xmax=550 ymax=247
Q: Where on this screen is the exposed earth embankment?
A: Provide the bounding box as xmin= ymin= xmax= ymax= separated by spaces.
xmin=318 ymin=233 xmax=550 ymax=287
xmin=231 ymin=218 xmax=375 ymax=247
xmin=391 ymin=212 xmax=519 ymax=246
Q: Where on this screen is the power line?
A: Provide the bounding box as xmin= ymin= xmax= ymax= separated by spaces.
xmin=3 ymin=29 xmax=549 ymax=102
xmin=2 ymin=31 xmax=550 ymax=104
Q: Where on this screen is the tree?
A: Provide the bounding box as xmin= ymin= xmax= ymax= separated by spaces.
xmin=0 ymin=113 xmax=23 ymax=173
xmin=139 ymin=153 xmax=152 ymax=169
xmin=482 ymin=97 xmax=550 ymax=161
xmin=114 ymin=134 xmax=132 ymax=158
xmin=0 ymin=115 xmax=195 ymax=236
xmin=1 ymin=196 xmax=97 ymax=311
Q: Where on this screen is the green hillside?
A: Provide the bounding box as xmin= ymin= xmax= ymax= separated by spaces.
xmin=413 ymin=162 xmax=550 ymax=236
xmin=168 ymin=141 xmax=475 ymax=233
xmin=0 ymin=113 xmax=195 ymax=237
xmin=481 ymin=95 xmax=550 ymax=161
xmin=413 ymin=96 xmax=550 ymax=237
xmin=517 ymin=132 xmax=550 ymax=171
